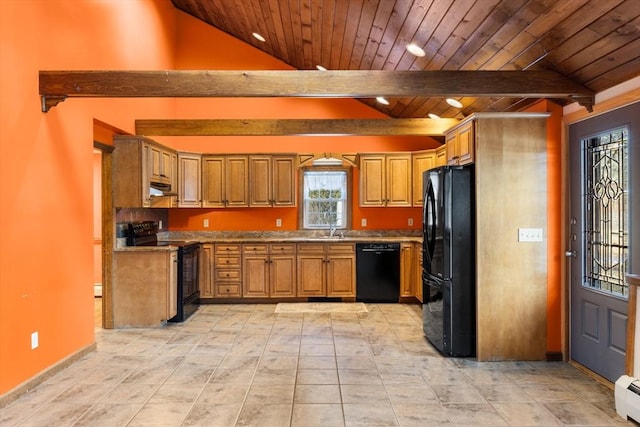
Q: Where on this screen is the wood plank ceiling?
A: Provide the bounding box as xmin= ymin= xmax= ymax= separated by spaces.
xmin=171 ymin=0 xmax=640 ymax=118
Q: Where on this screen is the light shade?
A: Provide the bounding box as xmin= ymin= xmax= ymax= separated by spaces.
xmin=316 ymin=65 xmax=327 ymax=71
xmin=252 ymin=32 xmax=266 ymax=42
xmin=428 ymin=113 xmax=441 ymax=119
xmin=376 ymin=96 xmax=390 ymax=105
xmin=446 ymin=98 xmax=463 ymax=108
xmin=406 ymin=43 xmax=426 ymax=57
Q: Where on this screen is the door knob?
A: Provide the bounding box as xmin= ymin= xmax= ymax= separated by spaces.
xmin=565 ymin=250 xmax=576 ymax=258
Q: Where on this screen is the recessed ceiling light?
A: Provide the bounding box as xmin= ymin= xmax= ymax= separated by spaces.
xmin=446 ymin=98 xmax=463 ymax=108
xmin=406 ymin=43 xmax=426 ymax=57
xmin=252 ymin=32 xmax=266 ymax=42
xmin=428 ymin=113 xmax=441 ymax=119
xmin=376 ymin=96 xmax=390 ymax=105
xmin=316 ymin=65 xmax=327 ymax=71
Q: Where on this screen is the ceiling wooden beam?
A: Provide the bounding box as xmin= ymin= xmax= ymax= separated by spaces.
xmin=134 ymin=118 xmax=460 ymax=136
xmin=39 ymin=70 xmax=595 ymax=112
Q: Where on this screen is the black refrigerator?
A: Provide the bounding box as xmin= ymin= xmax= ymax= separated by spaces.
xmin=422 ymin=165 xmax=476 ymax=357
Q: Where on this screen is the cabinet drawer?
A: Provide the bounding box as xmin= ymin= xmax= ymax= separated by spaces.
xmin=216 ymin=244 xmax=241 ymax=254
xmin=242 ymin=244 xmax=268 ymax=254
xmin=215 ymin=284 xmax=241 ymax=297
xmin=327 ymin=243 xmax=355 ymax=253
xmin=271 ymin=244 xmax=296 ymax=253
xmin=215 ymin=269 xmax=241 ymax=281
xmin=297 ymin=243 xmax=325 ymax=253
xmin=215 ymin=255 xmax=241 ymax=267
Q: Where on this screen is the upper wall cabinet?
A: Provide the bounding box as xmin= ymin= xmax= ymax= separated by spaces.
xmin=412 ymin=150 xmax=437 ymax=207
xmin=446 ymin=120 xmax=474 ymax=165
xmin=202 ymin=155 xmax=249 ymax=208
xmin=359 ymin=153 xmax=412 ymax=207
xmin=113 ymin=136 xmax=177 ymax=208
xmin=249 ymin=155 xmax=297 ymax=207
xmin=177 ymin=152 xmax=202 ymax=208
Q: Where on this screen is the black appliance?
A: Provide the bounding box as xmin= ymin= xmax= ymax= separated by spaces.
xmin=126 ymin=221 xmax=200 ymax=322
xmin=356 ymin=243 xmax=400 ymax=303
xmin=422 ymin=166 xmax=475 ymax=357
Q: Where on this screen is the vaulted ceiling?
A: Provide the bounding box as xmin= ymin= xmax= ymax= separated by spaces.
xmin=171 ymin=0 xmax=640 ymax=118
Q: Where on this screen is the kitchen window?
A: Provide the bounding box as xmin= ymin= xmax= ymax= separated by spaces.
xmin=301 ymin=167 xmax=350 ymax=230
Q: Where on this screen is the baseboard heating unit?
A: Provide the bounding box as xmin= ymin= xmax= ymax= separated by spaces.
xmin=615 ymin=375 xmax=640 ymax=423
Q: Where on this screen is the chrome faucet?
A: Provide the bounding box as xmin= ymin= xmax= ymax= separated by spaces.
xmin=329 ymin=225 xmax=337 ymax=238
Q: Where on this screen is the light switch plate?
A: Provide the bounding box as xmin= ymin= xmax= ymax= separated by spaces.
xmin=518 ymin=228 xmax=543 ymax=242
xmin=31 ymin=332 xmax=38 ymax=349
xmin=361 ymin=218 xmax=367 ymax=227
xmin=203 ymin=219 xmax=209 ymax=228
xmin=276 ymin=218 xmax=282 ymax=227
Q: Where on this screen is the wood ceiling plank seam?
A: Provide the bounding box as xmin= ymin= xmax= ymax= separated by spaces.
xmin=573 ymin=40 xmax=640 ymax=87
xmin=369 ymin=0 xmax=414 ymax=70
xmin=357 ymin=0 xmax=395 ymax=70
xmin=556 ymin=14 xmax=640 ymax=74
xmin=309 ymin=0 xmax=324 ymax=69
xmin=399 ymin=0 xmax=454 ymax=71
xmin=453 ymin=0 xmax=528 ymax=71
xmin=471 ymin=0 xmax=557 ymax=70
xmin=587 ymin=0 xmax=640 ymax=36
xmin=420 ymin=0 xmax=476 ymax=70
xmin=585 ymin=57 xmax=640 ymax=92
xmin=283 ymin=0 xmax=304 ymax=68
xmin=320 ymin=0 xmax=337 ymax=69
xmin=227 ymin=0 xmax=255 ymax=43
xmin=264 ymin=0 xmax=291 ymax=65
xmin=382 ymin=0 xmax=435 ymax=72
xmin=300 ymin=0 xmax=315 ymax=69
xmin=347 ymin=0 xmax=380 ymax=70
xmin=327 ymin=0 xmax=350 ymax=69
xmin=203 ymin=0 xmax=235 ymax=37
xmin=337 ymin=0 xmax=365 ymax=70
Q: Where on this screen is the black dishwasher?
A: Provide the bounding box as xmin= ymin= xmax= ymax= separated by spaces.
xmin=356 ymin=243 xmax=400 ymax=303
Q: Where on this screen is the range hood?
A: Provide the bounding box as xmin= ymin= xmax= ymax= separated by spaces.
xmin=149 ymin=181 xmax=177 ymax=197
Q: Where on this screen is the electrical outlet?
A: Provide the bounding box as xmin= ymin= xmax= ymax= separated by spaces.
xmin=203 ymin=219 xmax=209 ymax=228
xmin=518 ymin=228 xmax=543 ymax=242
xmin=408 ymin=218 xmax=414 ymax=226
xmin=276 ymin=218 xmax=282 ymax=227
xmin=158 ymin=220 xmax=162 ymax=229
xmin=361 ymin=218 xmax=367 ymax=227
xmin=31 ymin=332 xmax=38 ymax=350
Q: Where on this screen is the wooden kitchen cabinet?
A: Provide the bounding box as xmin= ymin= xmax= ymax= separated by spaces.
xmin=412 ymin=150 xmax=437 ymax=207
xmin=400 ymin=243 xmax=414 ymax=298
xmin=446 ymin=120 xmax=474 ymax=165
xmin=243 ymin=243 xmax=296 ymax=297
xmin=214 ymin=244 xmax=242 ymax=297
xmin=177 ymin=152 xmax=202 ymax=207
xmin=249 ymin=155 xmax=296 ymax=207
xmin=414 ymin=243 xmax=423 ymax=303
xmin=297 ymin=243 xmax=355 ymax=297
xmin=435 ymin=145 xmax=447 ymax=166
xmin=113 ymin=135 xmax=178 ymax=208
xmin=202 ymin=155 xmax=249 ymax=208
xmin=199 ymin=244 xmax=214 ymax=299
xmin=112 ymin=249 xmax=178 ymax=327
xmin=359 ymin=153 xmax=412 ymax=207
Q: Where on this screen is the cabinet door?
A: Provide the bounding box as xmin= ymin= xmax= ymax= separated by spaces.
xmin=202 ymin=156 xmax=225 ymax=207
xmin=178 ymin=153 xmax=202 ymax=207
xmin=272 ymin=156 xmax=296 ymax=206
xmin=457 ymin=121 xmax=474 ymax=165
xmin=199 ymin=244 xmax=214 ymax=298
xmin=160 ymin=149 xmax=174 ymax=184
xmin=359 ymin=155 xmax=386 ymax=206
xmin=243 ymin=254 xmax=270 ymax=297
xmin=297 ymin=254 xmax=326 ymax=296
xmin=167 ymin=251 xmax=178 ymax=319
xmin=412 ymin=151 xmax=436 ymax=207
xmin=386 ymin=154 xmax=412 ymax=206
xmin=435 ymin=145 xmax=447 ymax=166
xmin=270 ymin=254 xmax=296 ymax=297
xmin=249 ymin=155 xmax=272 ymax=207
xmin=400 ymin=243 xmax=413 ymax=298
xmin=326 ymin=254 xmax=355 ymax=297
xmin=149 ymin=144 xmax=163 ymax=182
xmin=226 ymin=156 xmax=249 ymax=207
xmin=446 ymin=131 xmax=458 ymax=165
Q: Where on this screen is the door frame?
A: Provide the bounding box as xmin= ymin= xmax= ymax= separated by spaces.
xmin=562 ymin=88 xmax=640 ymax=375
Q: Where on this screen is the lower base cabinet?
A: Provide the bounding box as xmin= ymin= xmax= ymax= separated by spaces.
xmin=113 ymin=249 xmax=177 ymax=327
xmin=243 ymin=244 xmax=296 ymax=297
xmin=297 ymin=243 xmax=355 ymax=297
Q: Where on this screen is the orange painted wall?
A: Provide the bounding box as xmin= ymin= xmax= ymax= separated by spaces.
xmin=0 ymin=0 xmax=179 ymax=395
xmin=523 ymin=100 xmax=563 ymax=354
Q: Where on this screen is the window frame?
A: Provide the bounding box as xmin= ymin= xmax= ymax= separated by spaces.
xmin=298 ymin=165 xmax=352 ymax=230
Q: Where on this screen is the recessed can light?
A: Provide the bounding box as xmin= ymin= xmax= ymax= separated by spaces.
xmin=446 ymin=98 xmax=463 ymax=108
xmin=316 ymin=65 xmax=327 ymax=71
xmin=376 ymin=96 xmax=390 ymax=105
xmin=428 ymin=113 xmax=441 ymax=119
xmin=252 ymin=32 xmax=266 ymax=42
xmin=406 ymin=43 xmax=426 ymax=57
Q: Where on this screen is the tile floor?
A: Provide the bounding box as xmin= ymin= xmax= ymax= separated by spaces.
xmin=1 ymin=302 xmax=634 ymax=426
